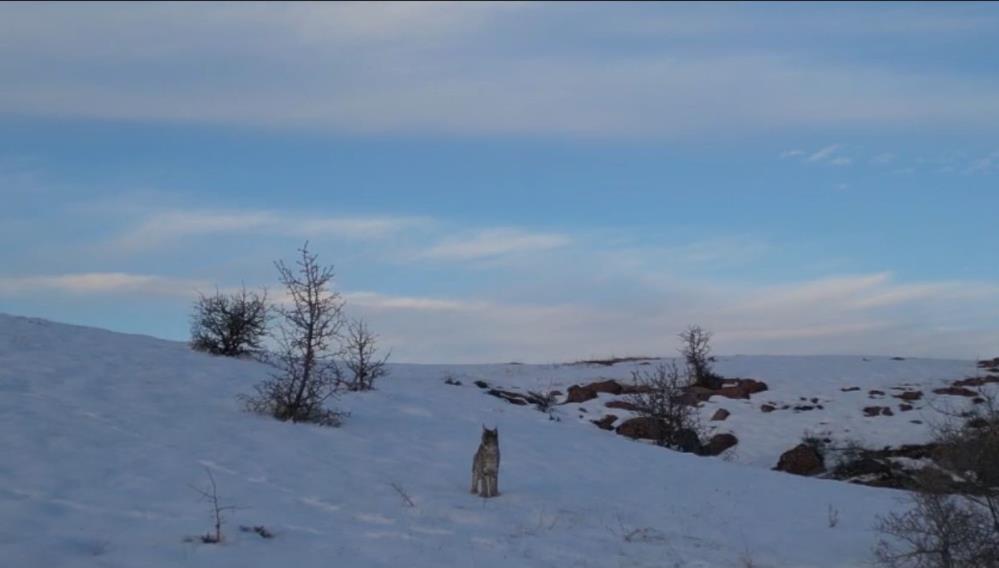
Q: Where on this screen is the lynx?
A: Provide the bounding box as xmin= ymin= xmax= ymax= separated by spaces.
xmin=471 ymin=426 xmax=500 ymax=498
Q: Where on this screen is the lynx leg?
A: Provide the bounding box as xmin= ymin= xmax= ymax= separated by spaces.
xmin=471 ymin=470 xmax=479 ymax=494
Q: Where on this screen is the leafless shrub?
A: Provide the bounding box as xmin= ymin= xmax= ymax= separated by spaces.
xmin=342 ymin=318 xmax=390 ymax=391
xmin=190 ymin=468 xmax=236 ymax=544
xmin=242 ymin=243 xmax=346 ymax=426
xmin=239 ymin=525 xmax=274 ymax=539
xmin=874 ymin=390 xmax=999 ymax=567
xmin=678 ymin=325 xmax=720 ymax=389
xmin=628 ymin=360 xmax=704 ymax=452
xmin=389 ymin=482 xmax=416 ymax=508
xmin=190 ymin=286 xmax=269 ymax=357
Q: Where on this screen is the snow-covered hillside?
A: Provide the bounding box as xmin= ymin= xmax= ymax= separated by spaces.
xmin=0 ymin=314 xmax=984 ymax=567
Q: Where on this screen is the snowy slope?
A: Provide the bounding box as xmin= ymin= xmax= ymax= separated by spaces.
xmin=0 ymin=314 xmax=981 ymax=567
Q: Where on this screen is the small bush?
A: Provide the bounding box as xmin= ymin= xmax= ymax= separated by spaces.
xmin=678 ymin=325 xmax=721 ymax=389
xmin=627 ymin=360 xmax=704 ymax=451
xmin=190 ymin=287 xmax=269 ymax=357
xmin=342 ymin=318 xmax=390 ymax=392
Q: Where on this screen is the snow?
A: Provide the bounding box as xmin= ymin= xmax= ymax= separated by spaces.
xmin=0 ymin=313 xmax=985 ymax=567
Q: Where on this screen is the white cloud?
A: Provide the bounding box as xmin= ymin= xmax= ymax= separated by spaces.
xmin=2 ymin=4 xmax=999 ymax=138
xmin=0 ymin=273 xmax=206 ymax=297
xmin=806 ymin=144 xmax=841 ymax=163
xmin=779 ymin=149 xmax=805 ymax=159
xmin=339 ymin=271 xmax=999 ymax=362
xmin=870 ymin=152 xmax=896 ymax=165
xmin=110 ymin=209 xmax=430 ymax=252
xmin=420 ymin=228 xmax=571 ymax=261
xmin=966 ymin=150 xmax=999 ymax=174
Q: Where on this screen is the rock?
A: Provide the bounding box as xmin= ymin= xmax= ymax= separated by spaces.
xmin=487 ymin=389 xmax=529 ymax=405
xmin=591 ymin=414 xmax=618 ymax=430
xmin=834 ymin=456 xmax=891 ymax=478
xmin=474 ymin=380 xmax=489 ymax=389
xmin=869 ymin=390 xmax=885 ymax=397
xmin=713 ymin=378 xmax=769 ymax=400
xmin=710 ymin=408 xmax=730 ymax=421
xmin=977 ymin=357 xmax=999 ymax=369
xmin=565 ymin=379 xmax=636 ymax=404
xmin=760 ymin=404 xmax=776 ymax=413
xmin=605 ymin=400 xmax=641 ymax=411
xmin=565 ymin=385 xmax=598 ymax=404
xmin=899 ymin=403 xmax=914 ymax=412
xmin=863 ymin=406 xmax=892 ymax=417
xmin=841 ymin=386 xmax=860 ymax=392
xmin=774 ymin=444 xmax=825 ymax=476
xmin=702 ymin=433 xmax=738 ymax=456
xmin=954 ymin=376 xmax=999 ymax=387
xmin=973 ymin=397 xmax=986 ymax=404
xmin=586 ymin=379 xmax=625 ymax=395
xmin=894 ymin=390 xmax=923 ymax=401
xmin=672 ymin=428 xmax=704 ymax=454
xmin=615 ymin=417 xmax=666 ymax=440
xmin=933 ymin=386 xmax=978 ymax=397
xmin=618 ymin=382 xmax=653 ymax=395
xmin=793 ymin=405 xmax=815 ymax=411
xmin=892 ymin=356 xmax=906 ymax=361
xmin=613 ymin=419 xmax=703 ymax=454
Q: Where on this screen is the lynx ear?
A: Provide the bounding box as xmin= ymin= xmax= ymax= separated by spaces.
xmin=482 ymin=424 xmax=487 ymax=432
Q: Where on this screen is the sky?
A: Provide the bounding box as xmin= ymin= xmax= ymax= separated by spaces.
xmin=2 ymin=1 xmax=999 ymax=363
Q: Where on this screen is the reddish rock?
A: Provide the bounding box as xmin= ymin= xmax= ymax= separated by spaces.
xmin=863 ymin=406 xmax=894 ymax=417
xmin=954 ymin=376 xmax=999 ymax=387
xmin=605 ymin=400 xmax=641 ymax=412
xmin=933 ymin=386 xmax=978 ymax=397
xmin=615 ymin=417 xmax=667 ymax=440
xmin=714 ymin=378 xmax=769 ymax=399
xmin=565 ymin=385 xmax=598 ymax=404
xmin=774 ymin=444 xmax=825 ymax=476
xmin=586 ymin=379 xmax=625 ymax=395
xmin=760 ymin=404 xmax=776 ymax=413
xmin=618 ymin=382 xmax=653 ymax=395
xmin=703 ymin=433 xmax=738 ymax=456
xmin=894 ymin=391 xmax=923 ymax=401
xmin=591 ymin=414 xmax=618 ymax=430
xmin=710 ymin=408 xmax=731 ymax=421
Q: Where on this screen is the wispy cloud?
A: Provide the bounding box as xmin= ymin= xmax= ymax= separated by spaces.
xmin=0 ymin=273 xmax=206 ymax=297
xmin=966 ymin=150 xmax=999 ymax=174
xmin=419 ymin=228 xmax=571 ymax=261
xmin=2 ymin=4 xmax=999 ymax=139
xmin=110 ymin=209 xmax=431 ymax=252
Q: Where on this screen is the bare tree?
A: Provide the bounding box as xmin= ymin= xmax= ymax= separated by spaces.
xmin=875 ymin=390 xmax=999 ymax=567
xmin=243 ymin=243 xmax=346 ymax=426
xmin=342 ymin=318 xmax=390 ymax=391
xmin=875 ymin=489 xmax=995 ymax=568
xmin=190 ymin=286 xmax=269 ymax=357
xmin=679 ymin=325 xmax=719 ymax=389
xmin=190 ymin=468 xmax=236 ymax=544
xmin=627 ymin=360 xmax=703 ymax=453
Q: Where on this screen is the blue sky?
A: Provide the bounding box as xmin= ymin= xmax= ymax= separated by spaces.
xmin=2 ymin=2 xmax=999 ymax=362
